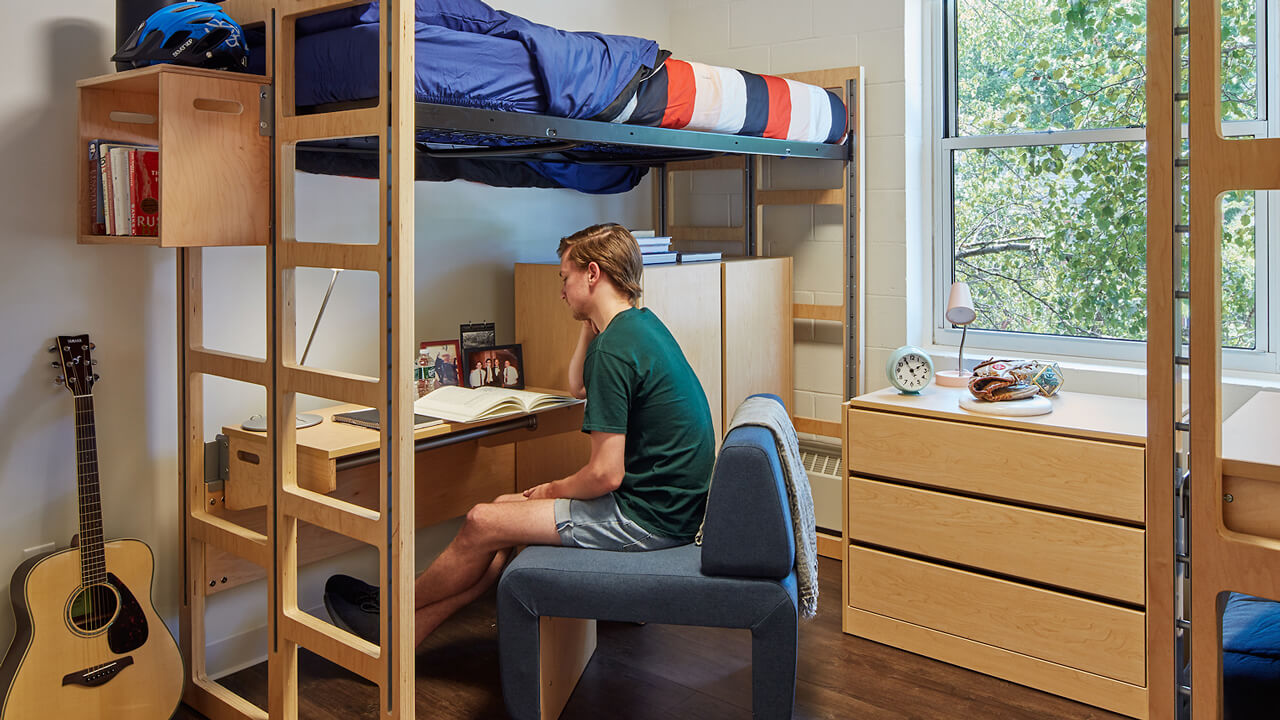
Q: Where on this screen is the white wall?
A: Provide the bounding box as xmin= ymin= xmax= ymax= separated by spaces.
xmin=664 ymin=0 xmax=924 ymax=412
xmin=0 ymin=0 xmax=185 ymax=656
xmin=0 ymin=0 xmax=671 ymax=678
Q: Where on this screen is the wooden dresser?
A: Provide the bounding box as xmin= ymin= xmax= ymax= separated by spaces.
xmin=843 ymin=385 xmax=1148 ymax=718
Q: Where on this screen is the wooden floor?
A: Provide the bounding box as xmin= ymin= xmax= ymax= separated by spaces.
xmin=179 ymin=557 xmax=1126 ymax=719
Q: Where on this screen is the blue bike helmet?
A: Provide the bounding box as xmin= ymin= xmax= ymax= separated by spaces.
xmin=112 ymin=2 xmax=249 ymax=72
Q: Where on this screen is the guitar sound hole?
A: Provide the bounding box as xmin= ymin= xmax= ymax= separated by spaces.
xmin=68 ymin=583 xmax=120 ymax=634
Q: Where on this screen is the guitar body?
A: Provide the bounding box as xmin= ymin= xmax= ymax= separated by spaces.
xmin=0 ymin=539 xmax=183 ymax=720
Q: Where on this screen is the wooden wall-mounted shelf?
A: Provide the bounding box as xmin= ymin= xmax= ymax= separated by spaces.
xmin=76 ymin=65 xmax=270 ymax=247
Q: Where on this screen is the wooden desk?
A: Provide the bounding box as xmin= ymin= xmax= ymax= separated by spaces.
xmin=206 ymin=397 xmax=595 ymax=719
xmin=204 ymin=398 xmax=585 ymax=594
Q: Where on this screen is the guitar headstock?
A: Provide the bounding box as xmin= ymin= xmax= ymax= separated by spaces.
xmin=51 ymin=334 xmax=98 ymax=396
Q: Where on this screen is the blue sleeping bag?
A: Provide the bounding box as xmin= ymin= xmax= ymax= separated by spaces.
xmin=1223 ymin=592 xmax=1280 ymax=719
xmin=293 ymin=0 xmax=661 ymax=120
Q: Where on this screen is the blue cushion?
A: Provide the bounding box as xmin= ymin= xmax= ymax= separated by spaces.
xmin=1223 ymin=592 xmax=1280 ymax=719
xmin=700 ymin=424 xmax=794 ymax=580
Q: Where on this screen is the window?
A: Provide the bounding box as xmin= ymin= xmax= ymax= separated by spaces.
xmin=936 ymin=0 xmax=1263 ymax=361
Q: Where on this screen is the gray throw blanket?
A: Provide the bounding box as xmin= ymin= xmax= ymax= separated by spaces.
xmin=723 ymin=396 xmax=819 ymax=619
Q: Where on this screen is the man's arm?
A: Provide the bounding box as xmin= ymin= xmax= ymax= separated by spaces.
xmin=566 ymin=320 xmax=597 ymax=399
xmin=524 ymin=430 xmax=624 ymax=500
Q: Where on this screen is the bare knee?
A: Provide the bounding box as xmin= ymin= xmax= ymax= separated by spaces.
xmin=457 ymin=502 xmax=501 ymax=549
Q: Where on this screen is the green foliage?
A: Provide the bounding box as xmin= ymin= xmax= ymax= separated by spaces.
xmin=950 ymin=0 xmax=1257 ymax=346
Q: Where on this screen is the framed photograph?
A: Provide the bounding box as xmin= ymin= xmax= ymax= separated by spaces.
xmin=459 ymin=321 xmax=496 ymax=350
xmin=417 ymin=339 xmax=461 ymax=396
xmin=462 ymin=344 xmax=524 ymax=390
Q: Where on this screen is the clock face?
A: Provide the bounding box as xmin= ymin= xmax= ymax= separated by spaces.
xmin=892 ymin=352 xmax=932 ymax=392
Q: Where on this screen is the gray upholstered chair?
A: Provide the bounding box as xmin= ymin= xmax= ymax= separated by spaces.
xmin=496 ymin=402 xmax=799 ymax=719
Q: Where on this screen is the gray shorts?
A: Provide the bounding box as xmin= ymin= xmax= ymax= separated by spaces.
xmin=553 ymin=494 xmax=686 ymax=551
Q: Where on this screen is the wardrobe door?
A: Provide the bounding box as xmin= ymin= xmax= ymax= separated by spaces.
xmin=514 ymin=263 xmax=589 ymax=489
xmin=641 ymin=263 xmax=724 ymax=442
xmin=723 ymin=257 xmax=792 ymax=422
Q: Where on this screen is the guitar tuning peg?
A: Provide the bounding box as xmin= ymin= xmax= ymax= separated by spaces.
xmin=92 ymin=374 xmax=101 ymax=382
xmin=54 ymin=376 xmax=65 ymax=385
xmin=48 ymin=345 xmax=57 ymax=353
xmin=91 ymin=360 xmax=98 ymax=366
xmin=50 ymin=361 xmax=60 ymax=368
xmin=88 ymin=343 xmax=95 ymax=350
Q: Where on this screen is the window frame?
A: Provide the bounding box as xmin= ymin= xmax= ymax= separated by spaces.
xmin=930 ymin=0 xmax=1275 ymax=372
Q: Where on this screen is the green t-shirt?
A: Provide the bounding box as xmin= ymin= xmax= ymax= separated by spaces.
xmin=582 ymin=307 xmax=716 ymax=541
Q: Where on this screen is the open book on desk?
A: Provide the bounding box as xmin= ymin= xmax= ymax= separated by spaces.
xmin=413 ymin=385 xmax=577 ymax=423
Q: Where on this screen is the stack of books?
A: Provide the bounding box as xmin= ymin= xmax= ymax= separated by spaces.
xmin=632 ymin=230 xmax=676 ymax=265
xmin=88 ymin=139 xmax=160 ymax=236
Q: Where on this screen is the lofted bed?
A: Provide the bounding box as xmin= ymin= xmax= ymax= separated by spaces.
xmin=1148 ymin=1 xmax=1280 ymax=719
xmin=148 ymin=1 xmax=865 ymax=718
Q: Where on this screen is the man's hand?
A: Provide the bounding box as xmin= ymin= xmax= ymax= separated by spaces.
xmin=523 ymin=482 xmax=557 ymax=500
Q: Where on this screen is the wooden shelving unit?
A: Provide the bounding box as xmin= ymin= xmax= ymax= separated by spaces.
xmin=76 ymin=65 xmax=270 ymax=247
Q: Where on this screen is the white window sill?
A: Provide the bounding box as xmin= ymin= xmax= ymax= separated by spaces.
xmin=923 ymin=343 xmax=1280 ymax=418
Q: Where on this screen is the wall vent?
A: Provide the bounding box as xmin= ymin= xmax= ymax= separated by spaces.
xmin=799 ymin=441 xmax=842 ymax=533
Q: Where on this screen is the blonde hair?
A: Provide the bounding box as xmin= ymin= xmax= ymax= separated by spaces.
xmin=557 ymin=223 xmax=643 ymax=305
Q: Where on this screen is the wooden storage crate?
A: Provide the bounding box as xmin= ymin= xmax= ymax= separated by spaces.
xmin=76 ymin=65 xmax=270 ymax=247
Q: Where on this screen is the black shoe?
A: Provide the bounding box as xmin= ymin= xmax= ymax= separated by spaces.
xmin=324 ymin=574 xmax=380 ymax=644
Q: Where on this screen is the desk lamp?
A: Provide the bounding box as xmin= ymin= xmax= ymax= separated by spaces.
xmin=935 ymin=281 xmax=976 ymax=387
xmin=242 ymin=268 xmax=342 ymax=431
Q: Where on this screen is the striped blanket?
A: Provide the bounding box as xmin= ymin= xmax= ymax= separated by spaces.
xmin=614 ymin=58 xmax=848 ymax=145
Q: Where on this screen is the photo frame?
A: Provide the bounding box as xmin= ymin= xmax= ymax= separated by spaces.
xmin=462 ymin=344 xmax=525 ymax=390
xmin=459 ymin=321 xmax=496 ymax=350
xmin=417 ymin=339 xmax=461 ymax=396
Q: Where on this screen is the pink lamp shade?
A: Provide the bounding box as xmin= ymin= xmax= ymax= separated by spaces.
xmin=936 ymin=282 xmax=976 ymax=387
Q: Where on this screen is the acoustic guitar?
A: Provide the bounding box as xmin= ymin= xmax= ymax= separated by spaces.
xmin=0 ymin=335 xmax=183 ymax=719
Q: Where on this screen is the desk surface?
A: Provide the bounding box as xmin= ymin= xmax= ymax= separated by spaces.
xmin=222 ymin=391 xmax=584 ymax=461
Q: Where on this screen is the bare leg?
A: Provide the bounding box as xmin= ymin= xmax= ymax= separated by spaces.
xmin=413 ymin=497 xmax=559 ymax=612
xmin=414 ymin=548 xmax=511 ymax=647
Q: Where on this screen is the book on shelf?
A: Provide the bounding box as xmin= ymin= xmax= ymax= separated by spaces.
xmin=128 ymin=148 xmax=160 ymax=236
xmin=638 ymin=237 xmax=672 ymax=251
xmin=641 ymin=251 xmax=678 ymax=265
xmin=413 ymin=385 xmax=576 ymax=423
xmin=89 ymin=140 xmax=158 ymax=236
xmin=87 ymin=141 xmax=105 ymax=234
xmin=677 ymin=251 xmax=722 ymax=263
xmin=332 ymin=407 xmax=444 ymax=431
xmin=108 ymin=147 xmax=131 ymax=235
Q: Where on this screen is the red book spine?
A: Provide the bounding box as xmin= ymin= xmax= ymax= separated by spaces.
xmin=130 ymin=149 xmax=160 ymax=236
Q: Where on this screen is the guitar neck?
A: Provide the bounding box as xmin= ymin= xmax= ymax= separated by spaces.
xmin=73 ymin=394 xmax=106 ymax=586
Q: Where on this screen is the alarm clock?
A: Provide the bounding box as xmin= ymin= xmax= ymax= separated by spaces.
xmin=886 ymin=345 xmax=934 ymax=394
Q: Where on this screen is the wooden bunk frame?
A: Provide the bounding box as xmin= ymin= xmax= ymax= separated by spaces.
xmin=176 ymin=2 xmax=862 ymax=718
xmin=1148 ymin=1 xmax=1280 ymax=718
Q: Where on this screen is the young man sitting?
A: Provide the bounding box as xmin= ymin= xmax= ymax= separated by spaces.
xmin=325 ymin=223 xmax=716 ymax=646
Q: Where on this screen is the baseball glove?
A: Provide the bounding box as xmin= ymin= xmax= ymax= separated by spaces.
xmin=968 ymin=358 xmax=1041 ymax=402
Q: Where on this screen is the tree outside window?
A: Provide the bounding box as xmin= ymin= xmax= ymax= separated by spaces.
xmin=942 ymin=0 xmax=1258 ymax=349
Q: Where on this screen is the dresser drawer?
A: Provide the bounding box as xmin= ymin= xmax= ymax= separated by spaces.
xmin=848 ymin=546 xmax=1146 ymax=685
xmin=848 ymin=408 xmax=1144 ymax=522
xmin=849 ymin=477 xmax=1146 ymax=605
